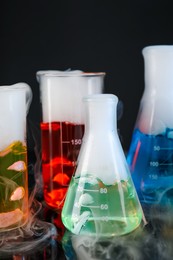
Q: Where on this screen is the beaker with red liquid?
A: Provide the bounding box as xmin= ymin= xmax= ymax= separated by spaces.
xmin=0 ymin=83 xmax=32 ymax=232
xmin=37 ymin=71 xmax=105 ymax=210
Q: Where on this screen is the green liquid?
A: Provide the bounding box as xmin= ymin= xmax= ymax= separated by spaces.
xmin=62 ymin=175 xmax=143 ymax=236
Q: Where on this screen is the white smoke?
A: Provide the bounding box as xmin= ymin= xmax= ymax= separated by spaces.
xmin=62 ymin=206 xmax=173 ymax=260
xmin=37 ymin=70 xmax=104 ymax=124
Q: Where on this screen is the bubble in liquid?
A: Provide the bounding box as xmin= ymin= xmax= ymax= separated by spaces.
xmin=10 ymin=186 xmax=25 ymax=201
xmin=7 ymin=160 xmax=26 ymax=172
xmin=0 ymin=208 xmax=23 ymax=228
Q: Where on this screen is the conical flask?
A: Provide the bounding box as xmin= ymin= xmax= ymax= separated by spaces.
xmin=127 ymin=45 xmax=173 ymax=211
xmin=62 ymin=94 xmax=143 ymax=236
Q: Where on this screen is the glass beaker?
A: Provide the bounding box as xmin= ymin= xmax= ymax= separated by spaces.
xmin=37 ymin=70 xmax=105 ymax=210
xmin=62 ymin=94 xmax=143 ymax=236
xmin=127 ymin=45 xmax=173 ymax=210
xmin=0 ymin=83 xmax=32 ymax=232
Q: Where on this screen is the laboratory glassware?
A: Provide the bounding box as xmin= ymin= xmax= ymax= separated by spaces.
xmin=37 ymin=70 xmax=105 ymax=210
xmin=62 ymin=94 xmax=143 ymax=236
xmin=0 ymin=83 xmax=32 ymax=232
xmin=127 ymin=45 xmax=173 ymax=210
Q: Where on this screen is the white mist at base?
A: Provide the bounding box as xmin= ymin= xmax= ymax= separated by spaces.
xmin=63 ymin=227 xmax=144 ymax=260
xmin=71 ymin=235 xmax=142 ymax=260
xmin=139 ymin=46 xmax=173 ymax=135
xmin=63 ymin=207 xmax=173 ymax=260
xmin=37 ymin=70 xmax=105 ymax=124
xmin=0 ymin=194 xmax=57 ymax=256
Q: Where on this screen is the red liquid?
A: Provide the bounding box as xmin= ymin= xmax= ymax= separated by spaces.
xmin=41 ymin=122 xmax=84 ymax=209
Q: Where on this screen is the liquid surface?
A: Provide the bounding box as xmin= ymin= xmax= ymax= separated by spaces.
xmin=0 ymin=141 xmax=28 ymax=231
xmin=41 ymin=122 xmax=84 ymax=209
xmin=127 ymin=128 xmax=173 ymax=206
xmin=62 ymin=175 xmax=142 ymax=236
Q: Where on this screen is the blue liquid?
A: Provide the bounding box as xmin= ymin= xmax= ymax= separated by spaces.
xmin=127 ymin=128 xmax=173 ymax=206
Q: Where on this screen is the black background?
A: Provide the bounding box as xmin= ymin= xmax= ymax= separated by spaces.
xmin=1 ymin=0 xmax=173 ymax=152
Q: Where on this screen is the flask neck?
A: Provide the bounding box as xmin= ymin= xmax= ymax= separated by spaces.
xmin=143 ymin=46 xmax=173 ymax=96
xmin=84 ymin=94 xmax=118 ymax=135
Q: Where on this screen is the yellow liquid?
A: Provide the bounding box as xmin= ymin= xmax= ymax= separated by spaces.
xmin=0 ymin=141 xmax=28 ymax=231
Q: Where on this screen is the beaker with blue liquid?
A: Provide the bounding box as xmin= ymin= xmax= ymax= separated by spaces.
xmin=127 ymin=46 xmax=173 ymax=211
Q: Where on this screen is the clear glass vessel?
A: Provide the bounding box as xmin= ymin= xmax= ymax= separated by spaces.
xmin=127 ymin=45 xmax=173 ymax=211
xmin=0 ymin=83 xmax=32 ymax=231
xmin=62 ymin=94 xmax=143 ymax=236
xmin=37 ymin=70 xmax=105 ymax=210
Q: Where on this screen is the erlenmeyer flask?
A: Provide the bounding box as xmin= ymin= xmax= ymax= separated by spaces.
xmin=62 ymin=94 xmax=143 ymax=236
xmin=127 ymin=45 xmax=173 ymax=211
xmin=0 ymin=83 xmax=32 ymax=232
xmin=37 ymin=70 xmax=105 ymax=210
